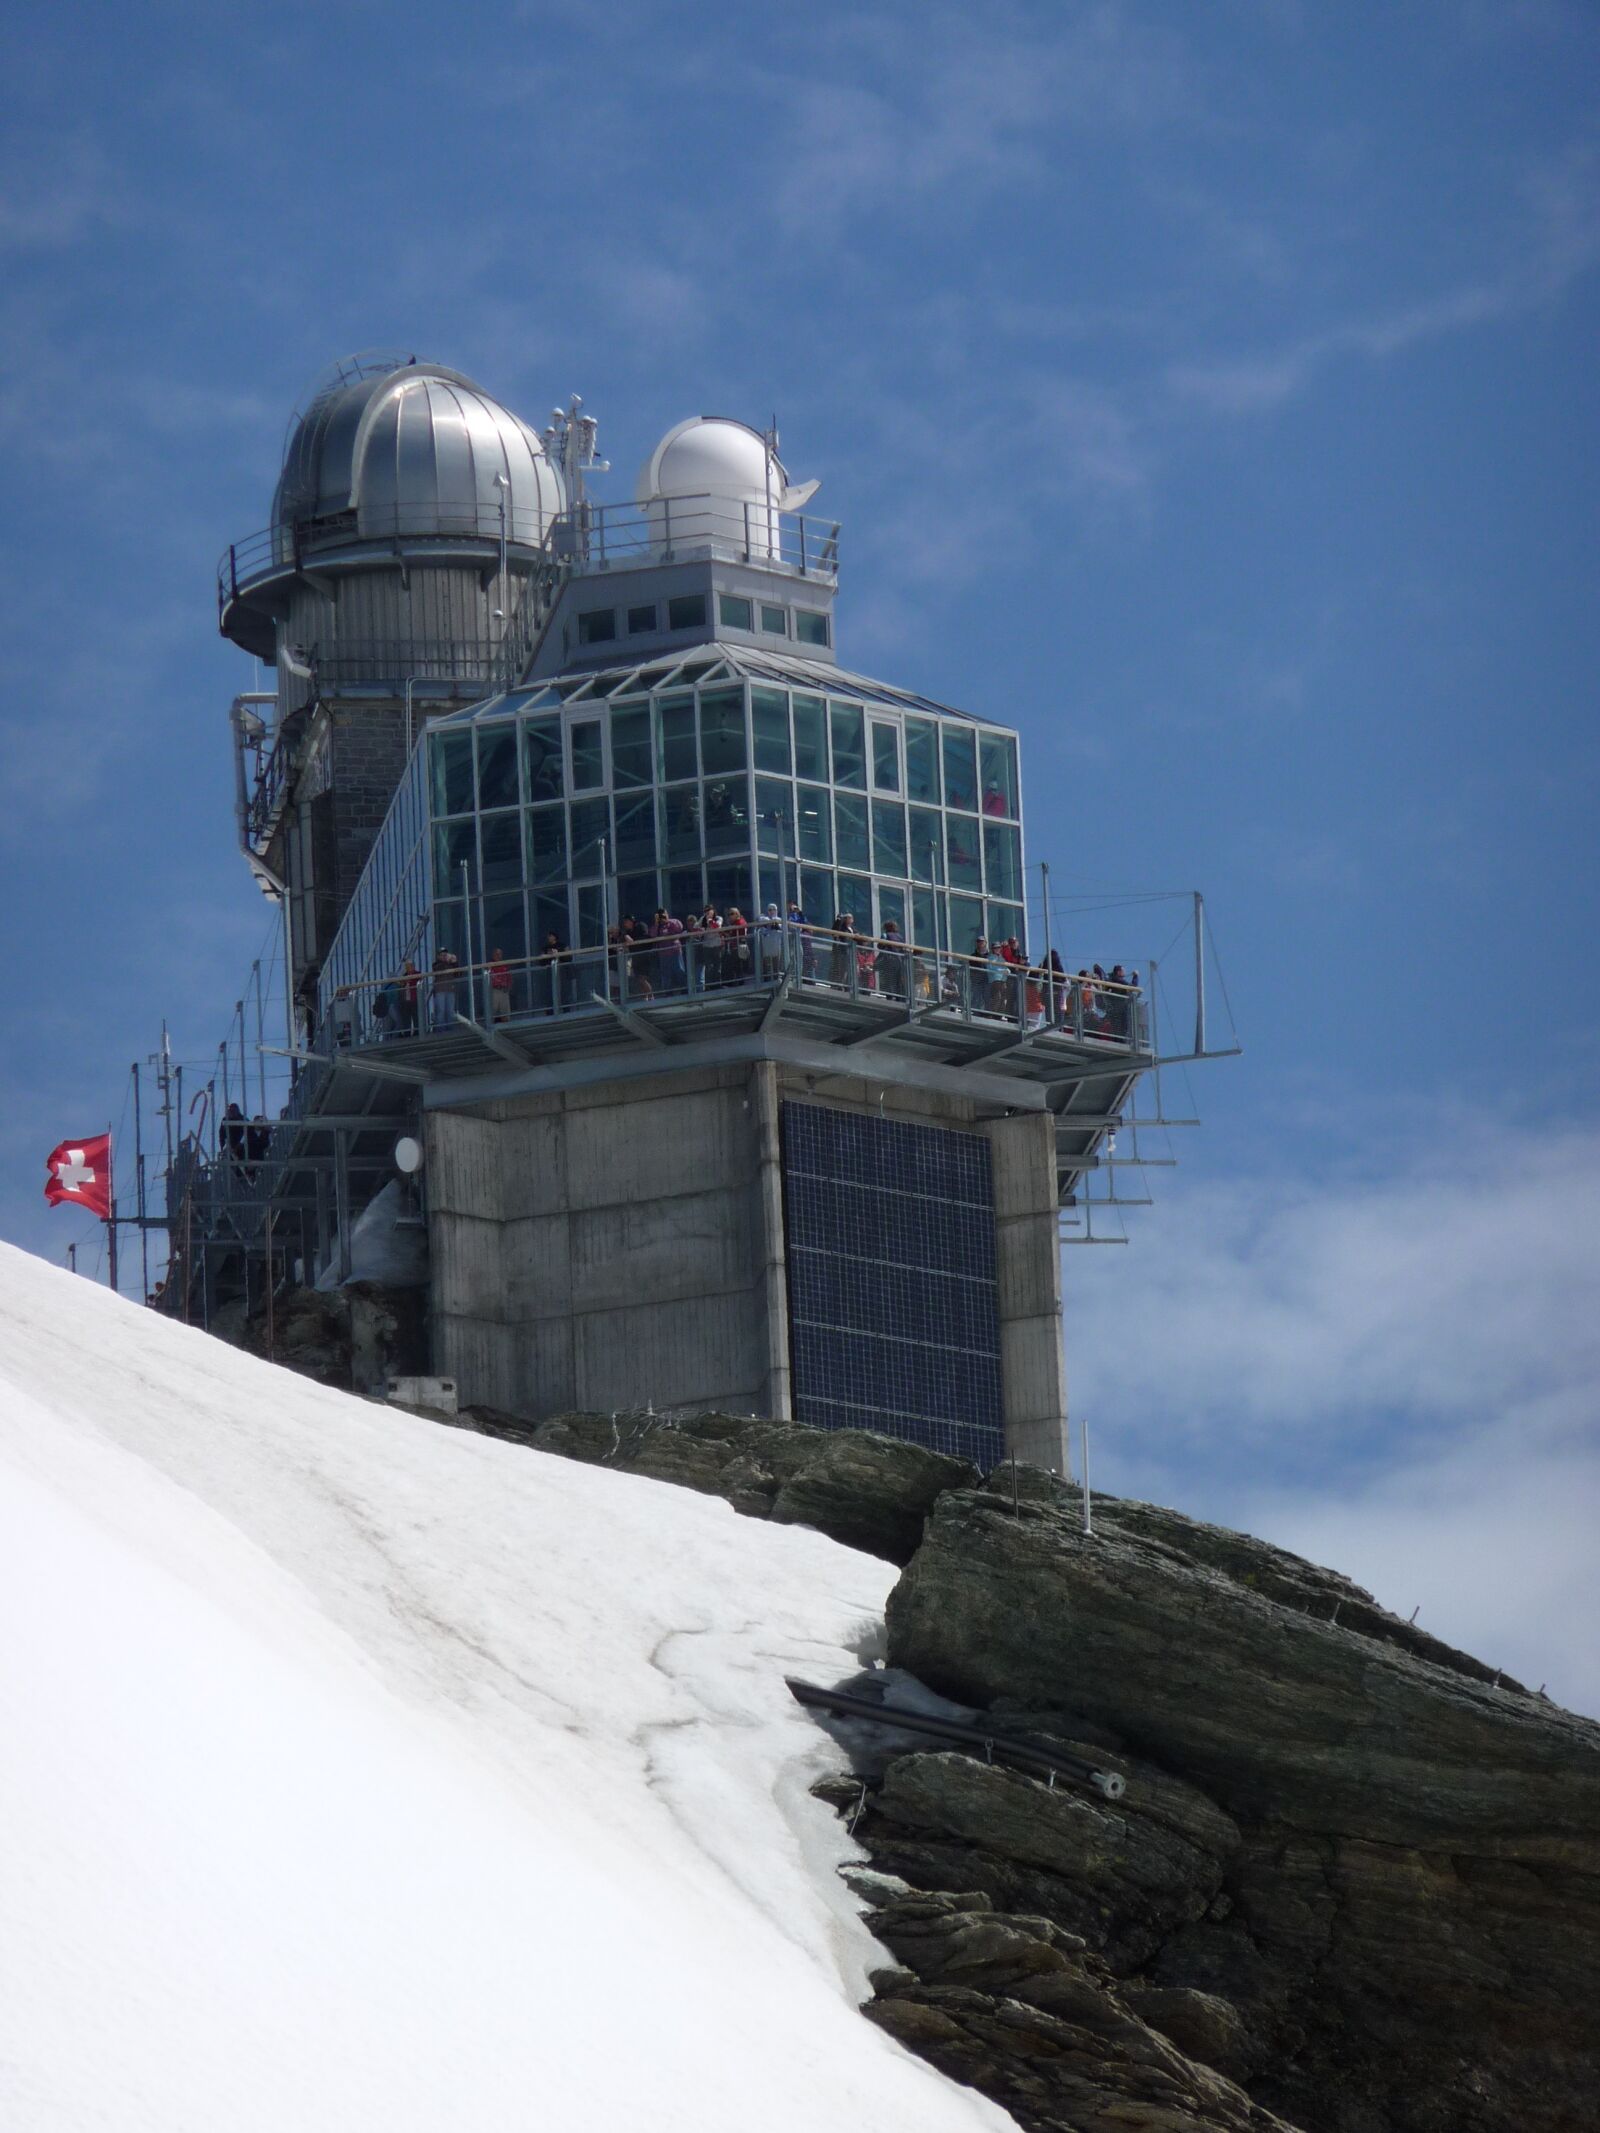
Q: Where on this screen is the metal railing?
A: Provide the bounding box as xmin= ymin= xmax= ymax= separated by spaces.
xmin=218 ymin=503 xmax=564 ymax=610
xmin=316 ymin=923 xmax=1145 ymax=1054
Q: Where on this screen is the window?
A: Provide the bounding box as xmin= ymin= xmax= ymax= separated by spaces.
xmin=610 ymin=705 xmax=652 ymax=788
xmin=523 ymin=716 xmax=563 ymax=801
xmin=905 ymin=718 xmax=940 ymax=804
xmin=479 ymin=809 xmax=523 ymax=890
xmin=829 ymin=701 xmax=865 ymax=789
xmin=835 ymin=873 xmax=872 ymax=930
xmin=942 ymin=725 xmax=978 ymax=813
xmin=796 ymin=608 xmax=830 ymax=648
xmin=430 ymin=731 xmax=474 ymax=817
xmin=979 ymin=732 xmax=1019 ymax=820
xmin=949 ymin=895 xmax=985 ymax=954
xmin=834 ymin=791 xmax=869 ymax=872
xmin=703 ymin=777 xmax=750 ymax=858
xmin=983 ymin=822 xmax=1022 ymax=904
xmin=752 ymin=687 xmax=791 ymax=774
xmin=796 ymin=784 xmax=832 ymax=863
xmin=569 ymin=798 xmax=610 ymax=874
xmin=614 ymin=792 xmax=657 ymax=874
xmin=570 ymin=719 xmax=604 ymax=791
xmin=799 ymin=867 xmax=833 ymax=923
xmin=433 ymin=816 xmax=476 ymax=890
xmin=627 ymin=603 xmax=657 ymax=635
xmin=527 ymin=803 xmax=567 ymax=885
xmin=870 ymin=721 xmax=901 ymax=793
xmin=668 ymin=593 xmax=707 ymax=630
xmin=909 ymin=806 xmax=941 ymax=883
xmin=658 ymin=695 xmax=697 ymax=783
xmin=987 ymin=904 xmax=1025 ymax=954
xmin=877 ymin=883 xmax=907 ymax=940
xmin=755 ymin=776 xmax=796 ymax=855
xmin=872 ymin=799 xmax=908 ymax=878
xmin=661 ymin=785 xmax=702 ymax=864
xmin=946 ymin=815 xmax=982 ymax=891
xmin=577 ymin=609 xmax=616 ymax=646
xmin=699 ymin=687 xmax=747 ymax=775
xmin=476 ymin=728 xmax=519 ymax=810
xmin=761 ymin=604 xmax=788 ymax=635
xmin=792 ymin=694 xmax=827 ymax=780
xmin=718 ymin=592 xmax=754 ymax=631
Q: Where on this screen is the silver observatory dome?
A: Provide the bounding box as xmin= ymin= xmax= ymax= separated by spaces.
xmin=273 ymin=354 xmax=565 ymax=546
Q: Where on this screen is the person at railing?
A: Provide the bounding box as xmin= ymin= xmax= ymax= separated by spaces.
xmin=1045 ymin=949 xmax=1068 ymax=1026
xmin=722 ymin=908 xmax=753 ymax=986
xmin=221 ymin=1103 xmax=248 ymax=1171
xmin=398 ymin=960 xmax=421 ymax=1037
xmin=430 ymin=949 xmax=460 ymax=1029
xmin=787 ymin=903 xmax=816 ymax=980
xmin=489 ymin=947 xmax=514 ymax=1022
xmin=332 ymin=986 xmax=356 ymax=1048
xmin=619 ymin=918 xmax=655 ymax=1001
xmin=1077 ymin=968 xmax=1104 ymax=1037
xmin=1025 ymin=967 xmax=1046 ymax=1028
xmin=975 ymin=937 xmax=1005 ymax=1015
xmin=247 ymin=1115 xmax=270 ymax=1174
xmin=296 ymin=961 xmax=322 ymax=1051
xmin=370 ymin=981 xmax=395 ymax=1042
xmin=877 ymin=920 xmax=908 ymax=1001
xmin=536 ymin=931 xmax=567 ymax=1014
xmin=695 ymin=907 xmax=722 ymax=990
xmin=999 ymin=935 xmax=1024 ymax=1020
xmin=759 ymin=904 xmax=785 ymax=979
xmin=829 ymin=911 xmax=857 ymax=988
xmin=650 ymin=908 xmax=686 ymax=995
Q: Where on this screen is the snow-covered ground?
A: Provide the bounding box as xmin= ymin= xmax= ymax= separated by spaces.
xmin=0 ymin=1245 xmax=1009 ymax=2132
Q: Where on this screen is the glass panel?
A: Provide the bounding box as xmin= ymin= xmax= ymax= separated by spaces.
xmin=699 ymin=686 xmax=747 ymax=775
xmin=876 ymin=883 xmax=906 ymax=937
xmin=911 ymin=884 xmax=941 ymax=950
xmin=905 ymin=717 xmax=940 ymax=804
xmin=987 ymin=903 xmax=1026 ymax=954
xmin=758 ymin=861 xmax=785 ymax=914
xmin=946 ymin=815 xmax=983 ymax=891
xmin=755 ymin=775 xmax=795 ymax=856
xmin=751 ymin=686 xmax=791 ymax=774
xmin=618 ymin=873 xmax=658 ymax=925
xmin=575 ymin=882 xmax=607 ymax=948
xmin=760 ymin=604 xmax=788 ymax=636
xmin=661 ymin=784 xmax=702 ymax=864
xmin=526 ymin=802 xmax=567 ymax=886
xmin=433 ymin=899 xmax=469 ymax=960
xmin=571 ymin=719 xmax=604 ymax=791
xmin=703 ymin=775 xmax=750 ymax=858
xmin=610 ymin=704 xmax=652 ymax=788
xmin=983 ymin=821 xmax=1022 ymax=904
xmin=523 ymin=716 xmax=563 ymax=801
xmin=942 ymin=725 xmax=978 ymax=812
xmin=614 ymin=792 xmax=657 ymax=873
xmin=667 ymin=865 xmax=704 ymax=915
xmin=658 ymin=694 xmax=697 ymax=782
xmin=476 ymin=727 xmax=519 ymax=810
xmin=577 ymin=609 xmax=616 ymax=645
xmin=872 ymin=798 xmax=908 ymax=878
xmin=532 ymin=892 xmax=568 ymax=953
xmin=829 ymin=701 xmax=865 ymax=788
xmin=980 ymin=732 xmax=1019 ymax=819
xmin=569 ymin=797 xmax=610 ymax=874
xmin=835 ymin=872 xmax=872 ymax=929
xmin=870 ymin=721 xmax=901 ymax=793
xmin=479 ymin=808 xmax=523 ymax=890
xmin=949 ymin=894 xmax=986 ymax=954
xmin=705 ymin=860 xmax=752 ymax=916
xmin=796 ymin=783 xmax=832 ymax=863
xmin=668 ymin=592 xmax=706 ymax=630
xmin=908 ymin=805 xmax=941 ymax=882
xmin=834 ymin=791 xmax=869 ymax=871
xmin=798 ymin=868 xmax=832 ymax=924
xmin=796 ymin=609 xmax=830 ymax=647
xmin=482 ymin=892 xmax=526 ymax=960
xmin=430 ymin=731 xmax=473 ymax=817
xmin=718 ymin=592 xmax=753 ymax=631
xmin=791 ymin=693 xmax=826 ymax=780
xmin=433 ymin=816 xmax=477 ymax=890
xmin=627 ymin=603 xmax=656 ymax=634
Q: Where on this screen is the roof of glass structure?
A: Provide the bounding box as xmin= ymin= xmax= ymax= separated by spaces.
xmin=428 ymin=642 xmax=990 ymax=728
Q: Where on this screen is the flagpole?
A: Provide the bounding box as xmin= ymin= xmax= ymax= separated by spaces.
xmin=105 ymin=1122 xmax=119 ymax=1295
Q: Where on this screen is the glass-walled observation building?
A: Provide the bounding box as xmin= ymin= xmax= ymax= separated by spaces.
xmin=322 ymin=643 xmax=1026 ymax=1011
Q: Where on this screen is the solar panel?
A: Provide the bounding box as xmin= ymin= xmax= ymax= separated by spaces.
xmin=780 ymin=1101 xmax=1004 ymax=1470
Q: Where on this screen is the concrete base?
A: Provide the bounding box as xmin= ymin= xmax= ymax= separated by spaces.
xmin=426 ymin=1056 xmax=1068 ymax=1470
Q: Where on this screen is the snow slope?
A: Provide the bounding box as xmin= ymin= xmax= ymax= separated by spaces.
xmin=0 ymin=1245 xmax=1010 ymax=2132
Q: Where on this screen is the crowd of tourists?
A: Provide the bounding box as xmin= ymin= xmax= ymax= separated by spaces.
xmin=319 ymin=907 xmax=1141 ymax=1047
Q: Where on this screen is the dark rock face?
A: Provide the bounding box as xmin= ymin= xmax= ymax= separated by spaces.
xmin=235 ymin=1282 xmax=427 ymax=1394
xmin=850 ymin=1476 xmax=1600 ymax=2133
xmin=456 ymin=1405 xmax=976 ymax=1565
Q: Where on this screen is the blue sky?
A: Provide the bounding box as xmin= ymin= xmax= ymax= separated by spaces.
xmin=3 ymin=4 xmax=1596 ymax=1702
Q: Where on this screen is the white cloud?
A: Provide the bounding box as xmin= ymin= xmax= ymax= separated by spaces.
xmin=1066 ymin=1118 xmax=1600 ymax=1713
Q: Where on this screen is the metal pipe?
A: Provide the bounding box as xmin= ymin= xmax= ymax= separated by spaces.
xmin=1041 ymin=859 xmax=1053 ymax=1022
xmin=1193 ymin=890 xmax=1206 ymax=1057
xmin=1081 ymin=1414 xmax=1093 ymax=1536
xmin=133 ymin=1060 xmax=148 ymax=1302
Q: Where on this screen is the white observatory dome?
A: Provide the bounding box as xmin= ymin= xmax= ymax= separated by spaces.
xmin=273 ymin=358 xmax=565 ymax=547
xmin=636 ymin=416 xmax=819 ymax=558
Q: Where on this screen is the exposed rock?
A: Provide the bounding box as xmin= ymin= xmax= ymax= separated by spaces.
xmin=455 ymin=1405 xmax=977 ymax=1563
xmin=236 ymin=1281 xmax=427 ymax=1394
xmin=856 ymin=1479 xmax=1600 ymax=2133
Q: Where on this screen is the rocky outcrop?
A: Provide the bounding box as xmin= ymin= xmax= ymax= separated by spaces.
xmin=455 ymin=1405 xmax=977 ymax=1565
xmin=826 ymin=1473 xmax=1600 ymax=2133
xmin=235 ymin=1282 xmax=427 ymax=1395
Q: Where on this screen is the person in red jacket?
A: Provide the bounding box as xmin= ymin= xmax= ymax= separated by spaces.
xmin=488 ymin=946 xmax=514 ymax=1022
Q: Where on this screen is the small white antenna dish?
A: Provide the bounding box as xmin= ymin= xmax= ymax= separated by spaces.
xmin=394 ymin=1136 xmax=424 ymax=1175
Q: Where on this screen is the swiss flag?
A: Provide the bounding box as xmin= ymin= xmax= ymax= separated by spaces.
xmin=45 ymin=1133 xmax=113 ymax=1220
